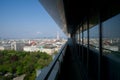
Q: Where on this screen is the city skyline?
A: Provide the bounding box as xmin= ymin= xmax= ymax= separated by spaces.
xmin=0 ymin=0 xmax=66 ymax=39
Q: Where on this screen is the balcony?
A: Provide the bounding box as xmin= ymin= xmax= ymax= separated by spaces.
xmin=36 ymin=38 xmax=120 ymax=80
xmin=37 ymin=0 xmax=120 ymax=80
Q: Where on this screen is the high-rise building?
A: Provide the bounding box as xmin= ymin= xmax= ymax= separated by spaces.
xmin=37 ymin=0 xmax=120 ymax=80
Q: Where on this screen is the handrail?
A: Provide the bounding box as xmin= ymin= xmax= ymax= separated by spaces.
xmin=36 ymin=42 xmax=67 ymax=80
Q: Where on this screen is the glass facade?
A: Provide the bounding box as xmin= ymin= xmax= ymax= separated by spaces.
xmin=89 ymin=25 xmax=99 ymax=51
xmin=83 ymin=21 xmax=88 ymax=46
xmin=102 ymin=14 xmax=120 ymax=54
xmin=75 ymin=13 xmax=120 ymax=55
xmin=80 ymin=27 xmax=83 ymax=44
xmin=75 ymin=27 xmax=80 ymax=44
xmin=75 ymin=13 xmax=120 ymax=66
xmin=74 ymin=13 xmax=120 ymax=80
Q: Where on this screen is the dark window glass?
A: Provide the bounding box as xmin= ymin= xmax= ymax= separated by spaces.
xmin=89 ymin=13 xmax=99 ymax=28
xmin=102 ymin=14 xmax=120 ymax=54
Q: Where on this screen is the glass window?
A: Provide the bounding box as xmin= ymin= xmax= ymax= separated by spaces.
xmin=102 ymin=14 xmax=120 ymax=54
xmin=80 ymin=27 xmax=83 ymax=44
xmin=80 ymin=32 xmax=82 ymax=44
xmin=83 ymin=21 xmax=88 ymax=46
xmin=83 ymin=30 xmax=87 ymax=46
xmin=75 ymin=28 xmax=80 ymax=44
xmin=89 ymin=25 xmax=99 ymax=51
xmin=75 ymin=25 xmax=80 ymax=44
xmin=89 ymin=13 xmax=99 ymax=51
xmin=89 ymin=12 xmax=99 ymax=28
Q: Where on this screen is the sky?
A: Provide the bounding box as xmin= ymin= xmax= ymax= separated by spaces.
xmin=0 ymin=0 xmax=66 ymax=39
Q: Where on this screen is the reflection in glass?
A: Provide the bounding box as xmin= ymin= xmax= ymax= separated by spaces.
xmin=83 ymin=31 xmax=87 ymax=46
xmin=102 ymin=14 xmax=120 ymax=54
xmin=83 ymin=21 xmax=88 ymax=46
xmin=89 ymin=25 xmax=99 ymax=51
xmin=79 ymin=27 xmax=83 ymax=44
xmin=80 ymin=32 xmax=82 ymax=44
xmin=89 ymin=12 xmax=99 ymax=51
xmin=75 ymin=29 xmax=79 ymax=44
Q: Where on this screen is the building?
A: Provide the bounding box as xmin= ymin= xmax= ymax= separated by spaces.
xmin=11 ymin=42 xmax=25 ymax=51
xmin=23 ymin=45 xmax=55 ymax=55
xmin=41 ymin=48 xmax=55 ymax=55
xmin=1 ymin=44 xmax=11 ymax=50
xmin=0 ymin=46 xmax=4 ymax=50
xmin=23 ymin=46 xmax=39 ymax=52
xmin=36 ymin=0 xmax=120 ymax=80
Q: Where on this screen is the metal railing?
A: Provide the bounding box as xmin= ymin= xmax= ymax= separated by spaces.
xmin=36 ymin=42 xmax=67 ymax=80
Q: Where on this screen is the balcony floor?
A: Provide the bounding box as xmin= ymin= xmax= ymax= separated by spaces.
xmin=58 ymin=44 xmax=88 ymax=80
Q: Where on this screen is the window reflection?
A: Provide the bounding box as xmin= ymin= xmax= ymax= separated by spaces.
xmin=89 ymin=12 xmax=99 ymax=51
xmin=89 ymin=25 xmax=99 ymax=51
xmin=102 ymin=14 xmax=120 ymax=54
xmin=75 ymin=29 xmax=79 ymax=44
xmin=80 ymin=27 xmax=83 ymax=44
xmin=83 ymin=21 xmax=88 ymax=46
xmin=83 ymin=30 xmax=87 ymax=46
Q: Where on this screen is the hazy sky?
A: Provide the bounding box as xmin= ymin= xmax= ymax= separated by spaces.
xmin=0 ymin=0 xmax=66 ymax=39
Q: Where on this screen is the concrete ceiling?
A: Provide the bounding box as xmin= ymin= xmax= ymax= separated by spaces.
xmin=39 ymin=0 xmax=120 ymax=36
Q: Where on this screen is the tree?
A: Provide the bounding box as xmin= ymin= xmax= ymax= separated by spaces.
xmin=0 ymin=50 xmax=52 ymax=80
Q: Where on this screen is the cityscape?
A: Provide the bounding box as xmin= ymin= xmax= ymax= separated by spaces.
xmin=0 ymin=34 xmax=67 ymax=55
xmin=82 ymin=38 xmax=120 ymax=53
xmin=0 ymin=0 xmax=67 ymax=79
xmin=0 ymin=33 xmax=67 ymax=80
xmin=1 ymin=0 xmax=119 ymax=80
